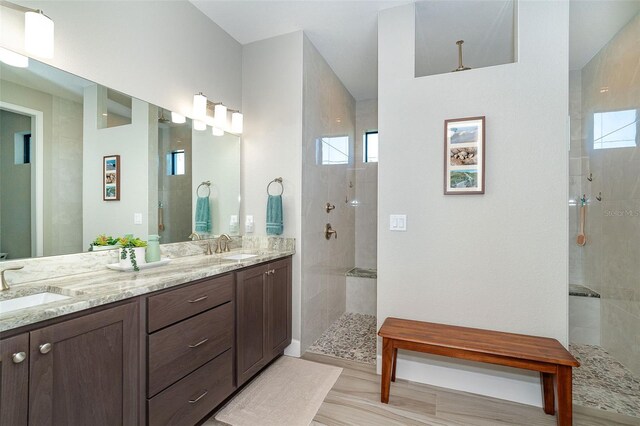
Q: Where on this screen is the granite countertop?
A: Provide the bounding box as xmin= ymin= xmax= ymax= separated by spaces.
xmin=0 ymin=247 xmax=294 ymax=333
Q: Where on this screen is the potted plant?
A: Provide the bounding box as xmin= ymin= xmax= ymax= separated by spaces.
xmin=117 ymin=236 xmax=147 ymax=271
xmin=88 ymin=234 xmax=120 ymax=252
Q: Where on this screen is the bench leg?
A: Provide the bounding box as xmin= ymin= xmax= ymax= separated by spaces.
xmin=540 ymin=372 xmax=555 ymax=415
xmin=391 ymin=348 xmax=398 ymax=382
xmin=556 ymin=366 xmax=573 ymax=426
xmin=381 ymin=338 xmax=393 ymax=404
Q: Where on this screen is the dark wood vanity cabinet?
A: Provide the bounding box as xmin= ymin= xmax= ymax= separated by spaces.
xmin=236 ymin=257 xmax=292 ymax=386
xmin=0 ymin=302 xmax=139 ymax=426
xmin=145 ymin=274 xmax=236 ymax=426
xmin=0 ymin=333 xmax=29 ymax=426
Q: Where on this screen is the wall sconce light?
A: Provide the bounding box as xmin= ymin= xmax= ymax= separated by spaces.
xmin=213 ymin=103 xmax=227 ymax=128
xmin=193 ymin=92 xmax=207 ymax=121
xmin=193 ymin=120 xmax=206 ymax=131
xmin=212 ymin=127 xmax=224 ymax=136
xmin=0 ymin=46 xmax=29 ymax=68
xmin=230 ymin=110 xmax=243 ymax=134
xmin=171 ymin=112 xmax=186 ymax=124
xmin=1 ymin=2 xmax=54 ymax=59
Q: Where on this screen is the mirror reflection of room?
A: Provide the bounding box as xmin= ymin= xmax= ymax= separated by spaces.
xmin=0 ymin=59 xmax=240 ymax=261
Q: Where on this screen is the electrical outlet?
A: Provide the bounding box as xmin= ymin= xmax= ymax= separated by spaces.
xmin=134 ymin=213 xmax=143 ymax=225
xmin=245 ymin=215 xmax=254 ymax=233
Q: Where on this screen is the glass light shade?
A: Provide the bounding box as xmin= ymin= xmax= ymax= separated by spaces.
xmin=193 ymin=120 xmax=206 ymax=131
xmin=212 ymin=127 xmax=224 ymax=136
xmin=231 ymin=112 xmax=243 ymax=134
xmin=214 ymin=104 xmax=227 ymax=128
xmin=0 ymin=47 xmax=28 ymax=68
xmin=25 ymin=11 xmax=54 ymax=58
xmin=193 ymin=93 xmax=207 ymax=120
xmin=171 ymin=112 xmax=186 ymax=124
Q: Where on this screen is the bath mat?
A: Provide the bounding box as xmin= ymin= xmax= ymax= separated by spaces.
xmin=215 ymin=356 xmax=341 ymax=426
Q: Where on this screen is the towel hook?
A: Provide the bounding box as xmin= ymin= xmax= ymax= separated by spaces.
xmin=587 ymin=173 xmax=593 ymax=182
xmin=197 ymin=181 xmax=211 ymax=198
xmin=267 ymin=177 xmax=284 ymax=196
xmin=596 ymin=192 xmax=602 ymax=202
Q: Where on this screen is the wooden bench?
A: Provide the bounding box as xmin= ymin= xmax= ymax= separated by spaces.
xmin=378 ymin=317 xmax=580 ymax=426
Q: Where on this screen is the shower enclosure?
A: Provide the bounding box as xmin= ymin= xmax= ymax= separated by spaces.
xmin=568 ymin=11 xmax=639 ymax=419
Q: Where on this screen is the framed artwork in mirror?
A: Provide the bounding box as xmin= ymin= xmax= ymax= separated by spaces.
xmin=103 ymin=155 xmax=120 ymax=201
xmin=444 ymin=116 xmax=485 ymax=195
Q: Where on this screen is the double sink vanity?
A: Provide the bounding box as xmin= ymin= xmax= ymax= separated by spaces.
xmin=0 ymin=238 xmax=294 ymax=426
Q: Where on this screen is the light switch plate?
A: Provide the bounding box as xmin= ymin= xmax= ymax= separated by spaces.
xmin=389 ymin=214 xmax=407 ymax=231
xmin=245 ymin=215 xmax=254 ymax=233
xmin=134 ymin=213 xmax=143 ymax=225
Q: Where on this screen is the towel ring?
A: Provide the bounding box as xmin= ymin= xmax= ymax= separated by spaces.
xmin=267 ymin=177 xmax=284 ymax=196
xmin=197 ymin=181 xmax=211 ymax=197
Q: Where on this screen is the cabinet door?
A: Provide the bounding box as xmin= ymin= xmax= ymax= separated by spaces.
xmin=236 ymin=264 xmax=268 ymax=386
xmin=267 ymin=258 xmax=292 ymax=358
xmin=0 ymin=333 xmax=29 ymax=426
xmin=28 ymin=302 xmax=139 ymax=426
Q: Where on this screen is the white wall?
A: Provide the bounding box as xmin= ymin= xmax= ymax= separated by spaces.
xmin=242 ymin=32 xmax=304 ymax=354
xmin=378 ymin=2 xmax=569 ymax=406
xmin=82 ymin=85 xmax=154 ymax=247
xmin=2 ymin=1 xmax=242 ymax=119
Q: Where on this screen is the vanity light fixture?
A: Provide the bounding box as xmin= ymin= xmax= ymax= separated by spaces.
xmin=0 ymin=1 xmax=54 ymax=59
xmin=25 ymin=10 xmax=54 ymax=58
xmin=213 ymin=103 xmax=227 ymax=128
xmin=193 ymin=92 xmax=207 ymax=121
xmin=212 ymin=127 xmax=224 ymax=136
xmin=171 ymin=112 xmax=186 ymax=124
xmin=0 ymin=47 xmax=28 ymax=68
xmin=193 ymin=120 xmax=206 ymax=131
xmin=230 ymin=110 xmax=243 ymax=134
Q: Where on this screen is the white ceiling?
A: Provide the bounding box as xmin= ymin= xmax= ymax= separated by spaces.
xmin=191 ymin=0 xmax=640 ymax=101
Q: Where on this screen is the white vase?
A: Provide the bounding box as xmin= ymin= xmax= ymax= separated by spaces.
xmin=119 ymin=247 xmax=147 ymax=268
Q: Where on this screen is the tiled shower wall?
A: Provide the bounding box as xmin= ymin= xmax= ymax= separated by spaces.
xmin=580 ymin=14 xmax=639 ymax=375
xmin=300 ymin=35 xmax=356 ymax=351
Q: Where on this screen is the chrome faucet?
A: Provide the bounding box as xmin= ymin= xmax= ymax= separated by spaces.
xmin=188 ymin=232 xmax=213 ymax=255
xmin=215 ymin=234 xmax=232 ymax=254
xmin=1 ymin=266 xmax=24 ymax=291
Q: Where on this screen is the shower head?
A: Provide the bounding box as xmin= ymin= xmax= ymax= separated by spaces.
xmin=158 ymin=109 xmax=170 ymax=124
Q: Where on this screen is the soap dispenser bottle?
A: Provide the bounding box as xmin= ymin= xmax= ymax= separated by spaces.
xmin=146 ymin=234 xmax=161 ymax=262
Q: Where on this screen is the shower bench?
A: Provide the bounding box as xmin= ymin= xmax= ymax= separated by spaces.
xmin=378 ymin=317 xmax=580 ymax=426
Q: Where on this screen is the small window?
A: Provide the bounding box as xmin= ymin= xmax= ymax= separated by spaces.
xmin=317 ymin=136 xmax=349 ymax=165
xmin=167 ymin=150 xmax=185 ymax=175
xmin=14 ymin=132 xmax=31 ymax=164
xmin=594 ymin=109 xmax=637 ymax=150
xmin=364 ymin=131 xmax=378 ymax=163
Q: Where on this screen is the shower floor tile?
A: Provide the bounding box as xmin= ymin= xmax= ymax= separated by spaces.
xmin=570 ymin=344 xmax=640 ymax=418
xmin=306 ymin=312 xmax=377 ymax=365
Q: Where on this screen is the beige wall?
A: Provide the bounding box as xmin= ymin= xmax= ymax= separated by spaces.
xmin=82 ymin=85 xmax=154 ymax=247
xmin=0 ymin=80 xmax=83 ymax=257
xmin=0 ymin=110 xmax=31 ymax=259
xmin=2 ymin=1 xmax=242 ymax=120
xmin=378 ymin=1 xmax=569 ymax=406
xmin=300 ymin=35 xmax=356 ymax=350
xmin=581 ymin=14 xmax=640 ymax=375
xmin=242 ymin=32 xmax=304 ymax=354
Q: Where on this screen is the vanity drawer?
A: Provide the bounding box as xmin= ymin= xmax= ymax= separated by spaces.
xmin=147 ymin=349 xmax=234 ymax=426
xmin=147 ymin=273 xmax=233 ymax=332
xmin=148 ymin=302 xmax=233 ymax=397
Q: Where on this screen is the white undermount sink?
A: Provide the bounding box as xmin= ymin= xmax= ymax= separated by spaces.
xmin=223 ymin=253 xmax=259 ymax=261
xmin=0 ymin=292 xmax=71 ymax=314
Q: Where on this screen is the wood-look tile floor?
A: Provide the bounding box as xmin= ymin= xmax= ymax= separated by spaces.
xmin=303 ymin=353 xmax=640 ymax=426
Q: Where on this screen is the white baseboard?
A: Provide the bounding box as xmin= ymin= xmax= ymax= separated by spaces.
xmin=376 ymin=353 xmax=543 ymax=407
xmin=285 ymin=339 xmax=301 ymax=357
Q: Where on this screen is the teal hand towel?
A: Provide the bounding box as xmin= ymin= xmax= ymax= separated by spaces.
xmin=195 ymin=196 xmax=211 ymax=233
xmin=266 ymin=195 xmax=283 ymax=235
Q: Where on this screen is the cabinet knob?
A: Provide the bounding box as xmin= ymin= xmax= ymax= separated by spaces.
xmin=12 ymin=351 xmax=26 ymax=364
xmin=39 ymin=343 xmax=52 ymax=354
